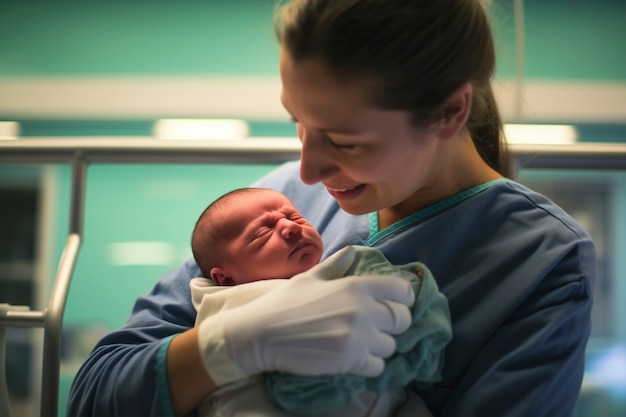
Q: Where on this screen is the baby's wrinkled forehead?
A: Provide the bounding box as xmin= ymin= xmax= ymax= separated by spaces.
xmin=219 ymin=191 xmax=294 ymax=236
xmin=217 ymin=203 xmax=253 ymax=239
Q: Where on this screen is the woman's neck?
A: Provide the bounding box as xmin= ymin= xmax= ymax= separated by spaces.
xmin=377 ymin=132 xmax=501 ymax=230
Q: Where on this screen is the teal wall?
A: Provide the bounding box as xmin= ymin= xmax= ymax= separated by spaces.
xmin=58 ymin=163 xmax=278 ymax=327
xmin=0 ymin=0 xmax=279 ymax=76
xmin=521 ymin=0 xmax=626 ymax=80
xmin=0 ymin=0 xmax=624 ymax=80
xmin=490 ymin=0 xmax=626 ymax=81
xmin=1 ymin=0 xmax=624 ymax=138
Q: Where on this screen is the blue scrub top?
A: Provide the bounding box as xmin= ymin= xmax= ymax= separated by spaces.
xmin=68 ymin=161 xmax=595 ymax=417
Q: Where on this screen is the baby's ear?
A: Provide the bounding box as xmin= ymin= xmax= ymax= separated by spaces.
xmin=210 ymin=267 xmax=236 ymax=286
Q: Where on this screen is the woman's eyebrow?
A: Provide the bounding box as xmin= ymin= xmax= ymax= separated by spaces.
xmin=288 ymin=115 xmax=364 ymax=135
xmin=320 ymin=126 xmax=364 ymax=135
xmin=280 ymin=95 xmax=361 ymax=134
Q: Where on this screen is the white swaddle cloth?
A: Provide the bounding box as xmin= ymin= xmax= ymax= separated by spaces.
xmin=190 ymin=246 xmax=450 ymax=417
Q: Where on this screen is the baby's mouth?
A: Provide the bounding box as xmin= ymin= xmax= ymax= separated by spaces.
xmin=290 ymin=242 xmax=310 ymax=256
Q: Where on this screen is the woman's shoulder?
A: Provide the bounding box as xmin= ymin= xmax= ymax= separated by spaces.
xmin=379 ymin=177 xmax=591 ymax=251
xmin=252 ymin=160 xmax=301 ymax=190
xmin=377 ymin=178 xmax=595 ymax=278
xmin=488 ymin=179 xmax=591 ymax=240
xmin=474 ymin=179 xmax=596 ymax=280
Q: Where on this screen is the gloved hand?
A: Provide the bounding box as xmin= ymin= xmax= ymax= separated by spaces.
xmin=197 ymin=246 xmax=416 ymax=385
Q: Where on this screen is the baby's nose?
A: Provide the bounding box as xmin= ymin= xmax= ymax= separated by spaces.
xmin=280 ymin=219 xmax=302 ymax=239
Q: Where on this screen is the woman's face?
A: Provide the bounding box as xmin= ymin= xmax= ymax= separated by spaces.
xmin=279 ymin=48 xmax=443 ymax=218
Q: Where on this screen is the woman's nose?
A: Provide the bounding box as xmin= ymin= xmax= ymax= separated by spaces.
xmin=279 ymin=219 xmax=302 ymax=239
xmin=298 ymin=127 xmax=339 ymax=185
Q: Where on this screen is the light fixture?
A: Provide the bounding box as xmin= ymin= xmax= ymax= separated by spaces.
xmin=107 ymin=241 xmax=176 ymax=266
xmin=504 ymin=124 xmax=577 ymax=145
xmin=0 ymin=121 xmax=19 ymax=140
xmin=153 ymin=118 xmax=249 ymax=140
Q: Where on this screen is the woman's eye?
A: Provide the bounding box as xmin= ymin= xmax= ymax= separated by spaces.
xmin=326 ymin=134 xmax=359 ymax=150
xmin=331 ymin=142 xmax=357 ymax=150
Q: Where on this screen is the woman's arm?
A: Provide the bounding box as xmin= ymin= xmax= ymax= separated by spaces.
xmin=167 ymin=327 xmax=217 ymax=416
xmin=69 ymin=248 xmax=416 ymax=416
xmin=67 ymin=259 xmax=202 ymax=416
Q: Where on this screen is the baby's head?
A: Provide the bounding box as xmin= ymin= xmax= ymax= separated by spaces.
xmin=192 ymin=188 xmax=323 ymax=286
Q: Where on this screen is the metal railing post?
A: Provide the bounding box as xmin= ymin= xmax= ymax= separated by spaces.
xmin=40 ymin=153 xmax=86 ymax=417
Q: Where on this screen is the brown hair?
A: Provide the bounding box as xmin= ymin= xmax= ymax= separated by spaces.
xmin=275 ymin=0 xmax=509 ymax=176
xmin=191 ymin=188 xmax=263 ymax=278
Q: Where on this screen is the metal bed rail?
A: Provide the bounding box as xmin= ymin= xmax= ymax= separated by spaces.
xmin=0 ymin=137 xmax=625 ymax=417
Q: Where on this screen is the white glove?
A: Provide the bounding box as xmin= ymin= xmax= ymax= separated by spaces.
xmin=197 ymin=246 xmax=416 ymax=385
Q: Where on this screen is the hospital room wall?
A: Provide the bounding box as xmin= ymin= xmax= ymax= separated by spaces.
xmin=0 ymin=0 xmax=625 ymax=416
xmin=0 ymin=0 xmax=624 ymax=79
xmin=0 ymin=0 xmax=625 ymax=130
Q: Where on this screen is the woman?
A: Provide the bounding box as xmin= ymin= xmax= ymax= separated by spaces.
xmin=68 ymin=1 xmax=595 ymax=416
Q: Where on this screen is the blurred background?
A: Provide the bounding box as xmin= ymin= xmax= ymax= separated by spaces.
xmin=0 ymin=0 xmax=624 ymax=416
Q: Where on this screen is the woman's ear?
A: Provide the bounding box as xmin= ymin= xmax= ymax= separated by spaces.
xmin=437 ymin=83 xmax=472 ymax=140
xmin=210 ymin=267 xmax=236 ymax=286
